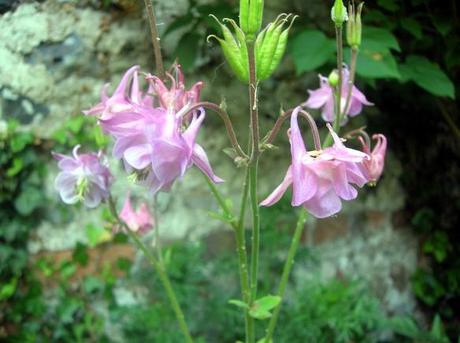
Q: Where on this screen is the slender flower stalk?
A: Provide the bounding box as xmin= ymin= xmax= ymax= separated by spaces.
xmin=333 ymin=26 xmax=344 ymax=133
xmin=108 ymin=197 xmax=193 ymax=343
xmin=263 ymin=208 xmax=307 ymax=342
xmin=342 ymin=48 xmax=359 ymax=117
xmin=143 ymin=0 xmax=165 ymax=79
xmin=247 ymin=40 xmax=260 ymax=343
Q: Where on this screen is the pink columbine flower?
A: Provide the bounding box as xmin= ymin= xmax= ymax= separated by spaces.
xmin=146 ymin=64 xmax=203 ymax=113
xmin=119 ymin=196 xmax=154 ymax=234
xmin=260 ymin=107 xmax=369 ymax=218
xmin=303 ymin=65 xmax=373 ymax=123
xmin=359 ymin=133 xmax=387 ymax=185
xmin=53 ymin=145 xmax=112 ymax=208
xmin=83 ymin=65 xmax=222 ymax=194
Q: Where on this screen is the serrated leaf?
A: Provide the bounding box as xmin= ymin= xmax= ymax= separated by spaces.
xmin=229 ymin=299 xmax=249 ymax=309
xmin=400 ymin=55 xmax=455 ymax=99
xmin=289 ymin=30 xmax=335 ymax=74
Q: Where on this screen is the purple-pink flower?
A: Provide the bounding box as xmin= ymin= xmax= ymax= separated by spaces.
xmin=303 ymin=65 xmax=373 ymax=123
xmin=84 ymin=64 xmax=222 ymax=194
xmin=53 ymin=145 xmax=112 ymax=208
xmin=260 ymin=107 xmax=369 ymax=218
xmin=119 ymin=196 xmax=155 ymax=234
xmin=359 ymin=133 xmax=387 ymax=185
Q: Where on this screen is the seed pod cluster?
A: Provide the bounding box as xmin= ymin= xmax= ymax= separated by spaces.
xmin=239 ymin=0 xmax=264 ymax=41
xmin=209 ymin=14 xmax=296 ymax=83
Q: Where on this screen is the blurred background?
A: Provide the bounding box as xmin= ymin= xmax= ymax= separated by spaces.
xmin=0 ymin=0 xmax=458 ymax=342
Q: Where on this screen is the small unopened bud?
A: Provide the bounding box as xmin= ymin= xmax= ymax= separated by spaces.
xmin=331 ymin=0 xmax=348 ymax=27
xmin=328 ymin=70 xmax=339 ymax=87
xmin=240 ymin=0 xmax=264 ymax=41
xmin=346 ymin=2 xmax=364 ymax=48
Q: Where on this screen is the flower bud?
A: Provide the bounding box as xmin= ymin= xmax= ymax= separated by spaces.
xmin=240 ymin=0 xmax=264 ymax=41
xmin=328 ymin=70 xmax=339 ymax=87
xmin=346 ymin=2 xmax=364 ymax=48
xmin=331 ymin=0 xmax=348 ymax=27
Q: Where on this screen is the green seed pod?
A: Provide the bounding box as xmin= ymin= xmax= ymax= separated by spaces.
xmin=258 ymin=20 xmax=285 ymax=80
xmin=257 ymin=14 xmax=296 ymax=81
xmin=240 ymin=0 xmax=264 ymax=41
xmin=331 ymin=0 xmax=348 ymax=27
xmin=225 ymin=19 xmax=249 ymax=80
xmin=239 ymin=0 xmax=249 ymax=33
xmin=209 ymin=15 xmax=248 ymax=82
xmin=346 ymin=2 xmax=364 ymax=48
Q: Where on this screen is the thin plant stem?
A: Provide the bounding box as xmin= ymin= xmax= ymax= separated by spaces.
xmin=186 ymin=102 xmax=248 ymax=160
xmin=247 ymin=40 xmax=260 ymax=343
xmin=143 ymin=0 xmax=165 ymax=79
xmin=263 ymin=209 xmax=308 ymax=343
xmin=342 ymin=48 xmax=359 ymax=116
xmin=153 ymin=194 xmax=163 ymax=264
xmin=108 ymin=197 xmax=193 ymax=343
xmin=323 ymin=25 xmax=344 ymax=147
xmin=204 ymin=171 xmax=251 ymax=343
xmin=237 ymin=169 xmax=251 ymax=341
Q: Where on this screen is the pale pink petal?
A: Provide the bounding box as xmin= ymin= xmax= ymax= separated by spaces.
xmin=260 ymin=166 xmax=293 ymax=206
xmin=303 ymin=188 xmax=342 ymax=218
xmin=123 ymin=144 xmax=153 ymax=170
xmin=192 ymin=144 xmax=224 ymax=183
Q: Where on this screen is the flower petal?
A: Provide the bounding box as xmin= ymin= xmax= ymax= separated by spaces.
xmin=260 ymin=166 xmax=293 ymax=206
xmin=192 ymin=144 xmax=224 ymax=183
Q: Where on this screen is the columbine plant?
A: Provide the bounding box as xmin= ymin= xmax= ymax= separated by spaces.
xmin=53 ymin=0 xmax=387 ymax=342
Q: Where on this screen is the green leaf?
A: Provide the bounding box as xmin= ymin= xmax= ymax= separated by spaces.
xmin=389 ymin=316 xmax=420 ymax=337
xmin=83 ymin=276 xmax=104 ymax=294
xmin=10 ymin=132 xmax=33 ymax=153
xmin=72 ymin=242 xmax=89 ymax=266
xmin=14 ymin=186 xmax=43 ymax=215
xmin=85 ymin=224 xmax=110 ymax=247
xmin=0 ymin=277 xmax=18 ymax=301
xmin=364 ymin=27 xmax=400 ymax=52
xmin=289 ymin=30 xmax=335 ymax=74
xmin=228 ymin=299 xmax=249 ymax=309
xmin=174 ymin=32 xmax=201 ymax=71
xmin=354 ymin=27 xmax=401 ymax=79
xmin=400 ymin=55 xmax=455 ymax=99
xmin=249 ymin=295 xmax=281 ymax=320
xmin=401 ymin=18 xmax=422 ymax=39
xmin=6 ymin=157 xmax=24 ymax=177
xmin=257 ymin=339 xmax=272 ymax=343
xmin=377 ymin=0 xmax=400 ymax=12
xmin=163 ymin=13 xmax=195 ymax=37
xmin=431 ymin=315 xmax=443 ymax=339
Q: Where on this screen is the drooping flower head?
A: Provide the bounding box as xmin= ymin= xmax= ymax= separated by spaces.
xmin=358 ymin=133 xmax=387 ymax=185
xmin=261 ymin=107 xmax=369 ymax=218
xmin=119 ymin=196 xmax=154 ymax=234
xmin=53 ymin=145 xmax=112 ymax=208
xmin=303 ymin=64 xmax=373 ymax=123
xmin=83 ymin=65 xmax=222 ymax=194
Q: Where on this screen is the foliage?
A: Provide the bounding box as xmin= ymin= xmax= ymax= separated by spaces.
xmin=287 ymin=1 xmax=455 ymax=99
xmin=0 ymin=114 xmax=108 ymax=340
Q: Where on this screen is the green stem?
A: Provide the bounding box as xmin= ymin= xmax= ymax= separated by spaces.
xmin=237 ymin=169 xmax=252 ymax=341
xmin=108 ymin=197 xmax=193 ymax=343
xmin=247 ymin=40 xmax=260 ymax=343
xmin=342 ymin=47 xmax=359 ymax=116
xmin=204 ymin=173 xmax=251 ymax=342
xmin=263 ymin=209 xmax=308 ymax=342
xmin=143 ymin=0 xmax=165 ymax=79
xmin=323 ymin=25 xmax=344 ymax=147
